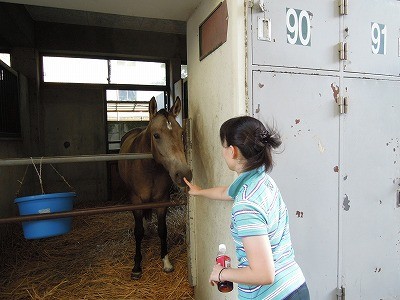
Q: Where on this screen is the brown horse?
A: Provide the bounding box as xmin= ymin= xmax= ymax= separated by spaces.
xmin=118 ymin=96 xmax=192 ymax=279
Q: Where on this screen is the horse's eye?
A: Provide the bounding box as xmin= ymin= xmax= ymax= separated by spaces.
xmin=153 ymin=133 xmax=160 ymax=139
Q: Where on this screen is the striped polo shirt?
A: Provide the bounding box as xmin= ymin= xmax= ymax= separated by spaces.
xmin=228 ymin=166 xmax=305 ymax=300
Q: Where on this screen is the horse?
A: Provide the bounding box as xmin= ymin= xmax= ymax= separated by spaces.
xmin=118 ymin=96 xmax=192 ymax=279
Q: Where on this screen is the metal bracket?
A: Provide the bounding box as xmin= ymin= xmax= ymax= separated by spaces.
xmin=339 ymin=42 xmax=348 ymax=61
xmin=343 ymin=97 xmax=349 ymax=114
xmin=338 ymin=96 xmax=348 ymax=114
xmin=336 ymin=286 xmax=346 ymax=300
xmin=258 ymin=18 xmax=272 ymax=41
xmin=339 ymin=0 xmax=348 ymax=15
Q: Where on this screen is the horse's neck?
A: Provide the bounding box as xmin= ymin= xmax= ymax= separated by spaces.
xmin=131 ymin=128 xmax=151 ymax=153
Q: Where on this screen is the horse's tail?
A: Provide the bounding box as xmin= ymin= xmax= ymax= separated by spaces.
xmin=143 ymin=209 xmax=152 ymax=221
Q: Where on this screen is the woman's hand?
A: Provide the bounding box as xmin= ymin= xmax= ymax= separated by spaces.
xmin=183 ymin=178 xmax=232 ymax=201
xmin=183 ymin=177 xmax=202 ymax=196
xmin=209 ymin=263 xmax=225 ymax=286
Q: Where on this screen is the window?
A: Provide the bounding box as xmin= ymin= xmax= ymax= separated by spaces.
xmin=0 ymin=53 xmax=11 ymax=67
xmin=43 ymin=56 xmax=108 ymax=84
xmin=107 ymin=90 xmax=164 ymax=151
xmin=110 ymin=60 xmax=166 ymax=85
xmin=42 ymin=56 xmax=166 ymax=85
xmin=181 ymin=65 xmax=188 ymax=79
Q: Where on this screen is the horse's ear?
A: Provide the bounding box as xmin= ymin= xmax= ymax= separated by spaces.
xmin=170 ymin=96 xmax=181 ymax=118
xmin=149 ymin=96 xmax=157 ymax=120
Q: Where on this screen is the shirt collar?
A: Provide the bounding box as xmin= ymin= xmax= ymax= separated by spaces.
xmin=228 ymin=166 xmax=265 ymax=199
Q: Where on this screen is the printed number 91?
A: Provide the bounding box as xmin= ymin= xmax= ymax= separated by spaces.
xmin=286 ymin=8 xmax=311 ymax=46
xmin=371 ymin=22 xmax=386 ymax=55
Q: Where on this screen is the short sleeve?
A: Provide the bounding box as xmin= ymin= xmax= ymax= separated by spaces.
xmin=232 ymin=201 xmax=268 ymax=237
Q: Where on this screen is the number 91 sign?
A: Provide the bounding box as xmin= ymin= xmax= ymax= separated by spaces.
xmin=371 ymin=22 xmax=387 ymax=55
xmin=286 ymin=8 xmax=312 ymax=46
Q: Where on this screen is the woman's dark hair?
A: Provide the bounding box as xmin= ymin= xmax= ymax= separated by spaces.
xmin=219 ymin=116 xmax=282 ymax=172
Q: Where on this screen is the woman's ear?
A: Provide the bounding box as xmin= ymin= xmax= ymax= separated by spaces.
xmin=230 ymin=146 xmax=239 ymax=159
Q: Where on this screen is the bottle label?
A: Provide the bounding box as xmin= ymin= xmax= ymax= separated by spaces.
xmin=216 ymin=255 xmax=231 ymax=268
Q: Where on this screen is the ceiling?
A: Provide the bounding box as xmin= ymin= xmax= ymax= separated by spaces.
xmin=0 ymin=0 xmax=202 ymax=21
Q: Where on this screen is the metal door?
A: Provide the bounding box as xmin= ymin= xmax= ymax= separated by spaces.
xmin=341 ymin=78 xmax=400 ymax=299
xmin=250 ymin=0 xmax=340 ymax=71
xmin=253 ymin=71 xmax=340 ymax=300
xmin=343 ymin=0 xmax=400 ymax=76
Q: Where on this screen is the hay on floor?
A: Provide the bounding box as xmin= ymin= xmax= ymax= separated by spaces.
xmin=0 ymin=202 xmax=194 ymax=300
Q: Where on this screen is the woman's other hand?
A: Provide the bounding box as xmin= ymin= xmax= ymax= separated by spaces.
xmin=209 ymin=263 xmax=224 ymax=286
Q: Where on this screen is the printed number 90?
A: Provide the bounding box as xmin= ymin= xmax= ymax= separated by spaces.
xmin=286 ymin=8 xmax=311 ymax=46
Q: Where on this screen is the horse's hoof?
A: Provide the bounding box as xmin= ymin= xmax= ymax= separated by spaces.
xmin=131 ymin=271 xmax=142 ymax=280
xmin=162 ymin=254 xmax=174 ymax=273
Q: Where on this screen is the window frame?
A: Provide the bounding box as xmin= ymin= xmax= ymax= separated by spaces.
xmin=40 ymin=54 xmax=168 ymax=87
xmin=0 ymin=59 xmax=21 ymax=139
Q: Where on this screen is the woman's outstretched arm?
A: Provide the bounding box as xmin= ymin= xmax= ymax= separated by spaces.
xmin=184 ymin=177 xmax=232 ymax=201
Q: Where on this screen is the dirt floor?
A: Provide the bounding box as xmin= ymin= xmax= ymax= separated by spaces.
xmin=0 ymin=205 xmax=194 ymax=300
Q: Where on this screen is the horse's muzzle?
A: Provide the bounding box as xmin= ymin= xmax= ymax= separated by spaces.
xmin=174 ymin=169 xmax=192 ymax=187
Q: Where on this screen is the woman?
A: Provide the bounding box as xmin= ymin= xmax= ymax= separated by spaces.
xmin=184 ymin=116 xmax=310 ymax=300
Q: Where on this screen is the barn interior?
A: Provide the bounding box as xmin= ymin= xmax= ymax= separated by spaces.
xmin=0 ymin=1 xmax=197 ymax=210
xmin=0 ymin=1 xmax=200 ymax=298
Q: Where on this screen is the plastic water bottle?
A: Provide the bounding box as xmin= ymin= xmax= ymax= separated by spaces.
xmin=216 ymin=244 xmax=233 ymax=293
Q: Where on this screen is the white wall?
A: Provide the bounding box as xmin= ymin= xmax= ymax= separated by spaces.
xmin=187 ymin=1 xmax=246 ymax=299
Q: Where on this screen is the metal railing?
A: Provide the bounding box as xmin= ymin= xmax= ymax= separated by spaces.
xmin=0 ymin=153 xmax=186 ymax=224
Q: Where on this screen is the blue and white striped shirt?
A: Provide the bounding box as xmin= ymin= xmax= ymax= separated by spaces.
xmin=228 ymin=167 xmax=305 ymax=300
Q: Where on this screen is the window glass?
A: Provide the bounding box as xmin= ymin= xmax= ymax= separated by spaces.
xmin=0 ymin=53 xmax=11 ymax=67
xmin=106 ymin=90 xmax=164 ymax=151
xmin=109 ymin=60 xmax=166 ymax=85
xmin=181 ymin=65 xmax=188 ymax=79
xmin=43 ymin=56 xmax=108 ymax=84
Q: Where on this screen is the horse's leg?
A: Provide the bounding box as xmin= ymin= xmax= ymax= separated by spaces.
xmin=132 ymin=209 xmax=144 ymax=279
xmin=157 ymin=207 xmax=174 ymax=273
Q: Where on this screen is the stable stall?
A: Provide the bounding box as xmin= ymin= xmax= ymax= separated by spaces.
xmin=1 ymin=1 xmax=400 ymax=300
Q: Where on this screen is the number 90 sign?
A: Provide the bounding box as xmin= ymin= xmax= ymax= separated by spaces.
xmin=286 ymin=8 xmax=311 ymax=46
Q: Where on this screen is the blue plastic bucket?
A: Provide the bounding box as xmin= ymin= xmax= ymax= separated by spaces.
xmin=14 ymin=192 xmax=76 ymax=239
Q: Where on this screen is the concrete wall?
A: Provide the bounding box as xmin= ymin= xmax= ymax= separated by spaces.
xmin=187 ymin=1 xmax=246 ymax=299
xmin=35 ymin=21 xmax=186 ymax=60
xmin=40 ymin=84 xmax=107 ymax=204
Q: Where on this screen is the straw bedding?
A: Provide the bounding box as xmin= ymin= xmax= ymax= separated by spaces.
xmin=0 ymin=197 xmax=194 ymax=300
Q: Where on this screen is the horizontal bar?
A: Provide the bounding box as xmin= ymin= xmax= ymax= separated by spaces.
xmin=0 ymin=153 xmax=153 ymax=167
xmin=0 ymin=201 xmax=184 ymax=224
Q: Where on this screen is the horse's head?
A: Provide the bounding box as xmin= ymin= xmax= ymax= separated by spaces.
xmin=147 ymin=96 xmax=192 ymax=187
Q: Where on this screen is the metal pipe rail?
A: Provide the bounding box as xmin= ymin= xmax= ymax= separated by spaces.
xmin=0 ymin=152 xmax=162 ymax=224
xmin=0 ymin=153 xmax=153 ymax=167
xmin=0 ymin=201 xmax=184 ymax=224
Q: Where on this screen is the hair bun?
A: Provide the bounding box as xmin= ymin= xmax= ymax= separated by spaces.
xmin=258 ymin=130 xmax=269 ymax=145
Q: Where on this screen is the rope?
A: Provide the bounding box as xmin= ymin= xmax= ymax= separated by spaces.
xmin=15 ymin=165 xmax=29 ymax=196
xmin=31 ymin=157 xmax=45 ymax=194
xmin=15 ymin=158 xmax=75 ymax=197
xmin=50 ymin=164 xmax=75 ymax=192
